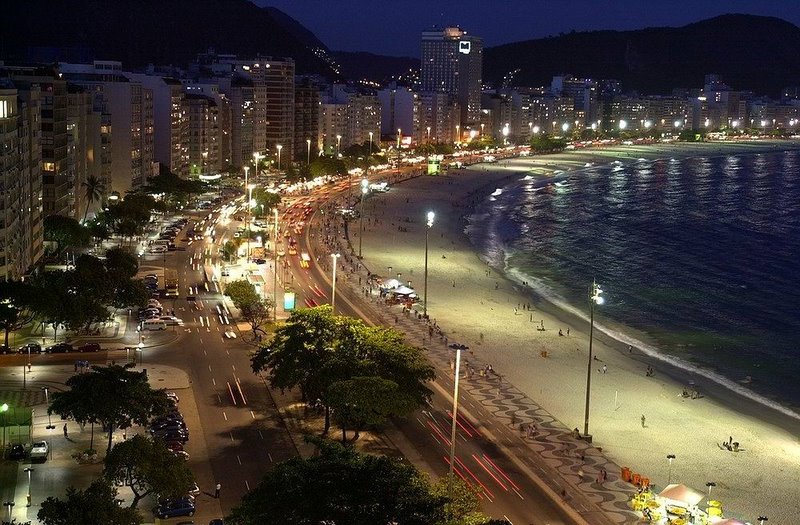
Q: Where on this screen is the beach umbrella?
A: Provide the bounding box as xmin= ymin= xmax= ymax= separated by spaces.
xmin=658 ymin=484 xmax=704 ymax=506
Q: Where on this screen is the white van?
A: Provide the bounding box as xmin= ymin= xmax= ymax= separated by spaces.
xmin=141 ymin=319 xmax=167 ymax=331
xmin=149 ymin=245 xmax=167 ymax=254
xmin=153 ymin=239 xmax=170 ymax=247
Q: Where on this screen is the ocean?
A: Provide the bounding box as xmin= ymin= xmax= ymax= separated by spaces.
xmin=467 ymin=149 xmax=800 ymax=414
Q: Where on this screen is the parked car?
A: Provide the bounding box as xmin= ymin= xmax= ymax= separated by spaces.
xmin=223 ymin=330 xmax=237 ymax=339
xmin=209 ymin=520 xmax=225 ymax=525
xmin=78 ymin=343 xmax=101 ymax=352
xmin=165 ymin=392 xmax=179 ymax=404
xmin=150 ymin=421 xmax=187 ymax=433
xmin=8 ymin=444 xmax=26 ymax=460
xmin=153 ymin=497 xmax=196 ymax=519
xmin=19 ymin=343 xmax=42 ymax=354
xmin=30 ymin=441 xmax=48 ymax=460
xmin=45 ymin=343 xmax=73 ymax=354
xmin=152 ymin=429 xmax=188 ymax=442
xmin=0 ymin=345 xmax=14 ymax=354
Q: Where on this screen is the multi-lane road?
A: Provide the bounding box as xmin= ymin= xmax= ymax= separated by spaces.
xmin=141 ymin=176 xmax=577 ymax=524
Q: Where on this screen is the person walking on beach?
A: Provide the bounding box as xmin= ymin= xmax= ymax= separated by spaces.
xmin=601 ymin=364 xmax=608 ymax=374
xmin=641 ymin=414 xmax=646 ymax=428
xmin=63 ymin=424 xmax=68 ymax=439
xmin=215 ymin=482 xmax=221 ymax=498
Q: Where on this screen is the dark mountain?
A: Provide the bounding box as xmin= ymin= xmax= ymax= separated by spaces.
xmin=1 ymin=0 xmax=334 ymax=74
xmin=263 ymin=6 xmax=328 ymax=52
xmin=332 ymin=51 xmax=419 ymax=83
xmin=484 ymin=14 xmax=800 ymax=96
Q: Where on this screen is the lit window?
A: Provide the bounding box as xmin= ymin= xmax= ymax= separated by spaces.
xmin=43 ymin=162 xmax=55 ymax=171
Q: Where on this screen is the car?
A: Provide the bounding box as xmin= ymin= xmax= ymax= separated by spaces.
xmin=150 ymin=245 xmax=168 ymax=254
xmin=77 ymin=343 xmax=101 ymax=353
xmin=151 ymin=420 xmax=187 ymax=432
xmin=152 ymin=428 xmax=189 ymax=441
xmin=0 ymin=345 xmax=15 ymax=354
xmin=19 ymin=343 xmax=42 ymax=354
xmin=8 ymin=444 xmax=26 ymax=460
xmin=220 ymin=269 xmax=230 ymax=277
xmin=153 ymin=497 xmax=196 ymax=519
xmin=145 ymin=274 xmax=158 ymax=281
xmin=45 ymin=343 xmax=73 ymax=354
xmin=172 ymin=450 xmax=190 ymax=460
xmin=152 ymin=414 xmax=184 ymax=426
xmin=165 ymin=392 xmax=180 ymax=404
xmin=30 ymin=441 xmax=48 ymax=460
xmin=147 ymin=300 xmax=162 ymax=309
xmin=160 ymin=316 xmax=184 ymax=326
xmin=223 ymin=330 xmax=237 ymax=339
xmin=252 ymin=258 xmax=266 ymax=265
xmin=209 ymin=520 xmax=225 ymax=525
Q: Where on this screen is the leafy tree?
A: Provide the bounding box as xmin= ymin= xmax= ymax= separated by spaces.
xmin=328 ymin=376 xmax=402 ymax=442
xmin=222 ymin=239 xmax=242 ymax=262
xmin=252 ymin=306 xmax=434 ymax=435
xmin=309 ymin=156 xmax=346 ymax=179
xmin=224 ymin=279 xmax=273 ymax=335
xmin=49 ymin=365 xmax=172 ymax=453
xmin=226 ymin=439 xmax=446 ymax=525
xmin=529 ymin=133 xmax=567 ymax=153
xmin=43 ymin=215 xmax=89 ymax=254
xmin=104 ymin=435 xmax=194 ymax=508
xmin=251 ymin=189 xmax=281 ymax=216
xmin=81 ymin=174 xmax=106 ymax=223
xmin=143 ymin=172 xmax=205 ymax=209
xmin=0 ymin=280 xmax=36 ymax=348
xmin=37 ymin=479 xmax=141 ymax=525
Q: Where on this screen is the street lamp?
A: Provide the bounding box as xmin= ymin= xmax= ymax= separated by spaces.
xmin=448 ymin=345 xmax=463 ymax=479
xmin=426 ymin=126 xmax=431 ymax=143
xmin=368 ymin=131 xmax=373 ymax=155
xmin=273 ymin=208 xmax=279 ymax=322
xmin=359 ymin=179 xmax=368 ymax=258
xmin=455 ymin=124 xmax=460 ymax=144
xmin=582 ymin=280 xmax=604 ymax=440
xmin=23 ymin=467 xmax=33 ymax=507
xmin=533 ymin=125 xmax=540 ymax=134
xmin=561 ymin=122 xmax=570 ymax=133
xmin=396 ymin=128 xmax=401 ymax=149
xmin=330 ymin=254 xmax=340 ymax=315
xmin=480 ymin=123 xmax=485 ymax=137
xmin=247 ymin=184 xmax=255 ymax=264
xmin=666 ymin=454 xmax=676 ymax=483
xmin=705 ymin=481 xmax=716 ymax=498
xmin=423 ymin=211 xmax=435 ymax=318
xmin=276 ymin=144 xmax=283 ymax=171
xmin=502 ymin=123 xmax=510 ymax=145
xmin=0 ymin=404 xmax=7 ymax=457
xmin=137 ymin=341 xmax=144 ymax=367
xmin=306 ymin=139 xmax=311 ymax=165
xmin=42 ymin=388 xmax=54 ymax=429
xmin=336 ymin=135 xmax=342 ymax=157
xmin=619 ymin=119 xmax=628 ymax=130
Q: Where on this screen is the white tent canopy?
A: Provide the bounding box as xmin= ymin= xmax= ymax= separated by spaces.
xmin=392 ymin=286 xmax=416 ymax=296
xmin=658 ymin=484 xmax=705 ymax=506
xmin=382 ymin=278 xmax=402 ymax=289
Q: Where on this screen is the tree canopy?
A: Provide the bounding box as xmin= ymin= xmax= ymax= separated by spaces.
xmin=104 ymin=434 xmax=194 ymax=508
xmin=251 ymin=306 xmax=434 ymax=435
xmin=43 ymin=215 xmax=90 ymax=254
xmin=224 ymin=279 xmax=273 ymax=336
xmin=37 ymin=479 xmax=141 ymax=525
xmin=49 ymin=365 xmax=172 ymax=453
xmin=0 ymin=279 xmax=37 ymax=347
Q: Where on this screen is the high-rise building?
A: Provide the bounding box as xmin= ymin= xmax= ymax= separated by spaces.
xmin=59 ymin=61 xmax=155 ymax=194
xmin=294 ymin=78 xmax=320 ymax=162
xmin=417 ymin=92 xmax=459 ymax=144
xmin=377 ymin=83 xmax=419 ymax=140
xmin=183 ymin=93 xmax=221 ymax=175
xmin=420 ymin=27 xmax=482 ymax=126
xmin=319 ymin=84 xmax=381 ymax=153
xmin=0 ymin=83 xmax=43 ymax=279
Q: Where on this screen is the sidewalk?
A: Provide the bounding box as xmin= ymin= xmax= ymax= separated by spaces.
xmin=1 ymin=363 xmax=221 ymax=524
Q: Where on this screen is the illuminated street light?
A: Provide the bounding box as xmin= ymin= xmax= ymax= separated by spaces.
xmin=368 ymin=131 xmax=373 ymax=155
xmin=397 ymin=128 xmax=401 ymax=149
xmin=666 ymin=454 xmax=676 ymax=484
xmin=426 ymin=126 xmax=431 ymax=143
xmin=561 ymin=122 xmax=569 ymax=133
xmin=619 ymin=119 xmax=627 ymax=130
xmin=331 ymin=254 xmax=340 ymax=314
xmin=336 ymin=135 xmax=342 ymax=156
xmin=533 ymin=125 xmax=540 ymax=134
xmin=276 ymin=144 xmax=283 ymax=171
xmin=644 ymin=120 xmax=653 ymax=129
xmin=423 ymin=211 xmax=435 ymax=318
xmin=359 ymin=179 xmax=369 ymax=258
xmin=273 ymin=208 xmax=279 ymax=321
xmin=582 ymin=280 xmax=604 ymax=439
xmin=306 ymin=139 xmax=311 ymax=165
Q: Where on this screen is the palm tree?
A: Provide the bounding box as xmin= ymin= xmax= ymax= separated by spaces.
xmin=81 ymin=175 xmax=106 ymax=223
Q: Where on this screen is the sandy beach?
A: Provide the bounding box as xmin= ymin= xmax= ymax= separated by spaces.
xmin=355 ymin=141 xmax=800 ymax=523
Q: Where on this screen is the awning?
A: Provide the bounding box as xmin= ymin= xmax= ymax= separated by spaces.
xmin=382 ymin=278 xmax=402 ymax=289
xmin=392 ymin=285 xmax=416 ymax=295
xmin=658 ymin=484 xmax=704 ymax=506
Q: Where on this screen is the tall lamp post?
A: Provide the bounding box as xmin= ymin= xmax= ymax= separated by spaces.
xmin=336 ymin=135 xmax=342 ymax=157
xmin=423 ymin=211 xmax=435 ymax=318
xmin=358 ymin=179 xmax=368 ymax=258
xmin=137 ymin=341 xmax=144 ymax=367
xmin=306 ymin=139 xmax=311 ymax=165
xmin=448 ymin=346 xmax=462 ymax=478
xmin=396 ymin=128 xmax=401 ymax=149
xmin=276 ymin=144 xmax=282 ymax=171
xmin=368 ymin=131 xmax=373 ymax=155
xmin=582 ymin=279 xmax=604 ymax=440
xmin=243 ymin=166 xmax=250 ymax=262
xmin=273 ymin=208 xmax=279 ymax=322
xmin=0 ymin=404 xmax=7 ymax=457
xmin=23 ymin=467 xmax=33 ymax=507
xmin=666 ymin=454 xmax=676 ymax=484
xmin=247 ymin=184 xmax=255 ymax=264
xmin=330 ymin=254 xmax=340 ymax=314
xmin=42 ymin=388 xmax=54 ymax=429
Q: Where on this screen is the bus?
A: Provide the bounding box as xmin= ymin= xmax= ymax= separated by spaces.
xmin=164 ymin=269 xmax=179 ymax=297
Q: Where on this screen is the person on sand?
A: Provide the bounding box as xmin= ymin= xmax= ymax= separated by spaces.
xmin=567 ymin=327 xmax=570 ymax=336
xmin=641 ymin=414 xmax=646 ymax=428
xmin=559 ymin=329 xmax=564 ymax=336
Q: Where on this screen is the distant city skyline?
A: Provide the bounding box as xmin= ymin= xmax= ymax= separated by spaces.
xmin=256 ymin=0 xmax=800 ymax=56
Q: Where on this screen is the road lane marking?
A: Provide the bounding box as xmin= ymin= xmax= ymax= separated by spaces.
xmin=258 ymin=430 xmax=264 ymax=439
xmin=245 ymin=480 xmax=250 ymax=491
xmin=250 ymin=410 xmax=255 ymax=419
xmin=227 ymin=382 xmax=237 ymax=405
xmin=223 ymin=411 xmax=228 ymax=421
xmin=237 ymin=455 xmax=242 ymax=465
xmin=231 ymin=364 xmax=236 ymax=372
xmin=212 ymin=378 xmax=216 ymax=386
xmin=268 ymin=453 xmax=273 ymax=462
xmin=208 ymin=365 xmax=212 ymax=372
xmin=235 ymin=377 xmax=247 ymax=405
xmin=229 ymin=432 xmax=234 ymax=442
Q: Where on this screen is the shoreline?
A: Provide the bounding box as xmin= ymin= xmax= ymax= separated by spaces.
xmin=359 ymin=140 xmax=800 ymax=523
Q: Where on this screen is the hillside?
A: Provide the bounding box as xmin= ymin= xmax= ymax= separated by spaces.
xmin=484 ymin=14 xmax=800 ymax=95
xmin=332 ymin=51 xmax=419 ymax=83
xmin=1 ymin=0 xmax=334 ymax=74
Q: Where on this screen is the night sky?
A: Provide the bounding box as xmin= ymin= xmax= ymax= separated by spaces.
xmin=256 ymin=0 xmax=800 ymax=56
